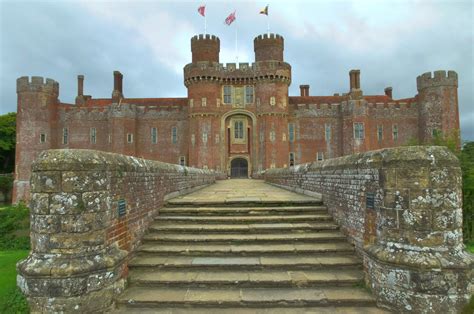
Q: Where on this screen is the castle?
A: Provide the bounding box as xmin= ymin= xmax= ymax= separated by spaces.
xmin=13 ymin=33 xmax=460 ymax=203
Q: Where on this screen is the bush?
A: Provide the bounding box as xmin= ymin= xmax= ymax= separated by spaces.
xmin=0 ymin=204 xmax=30 ymax=250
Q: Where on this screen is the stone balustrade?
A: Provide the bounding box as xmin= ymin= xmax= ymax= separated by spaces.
xmin=264 ymin=146 xmax=472 ymax=313
xmin=17 ymin=149 xmax=217 ymax=312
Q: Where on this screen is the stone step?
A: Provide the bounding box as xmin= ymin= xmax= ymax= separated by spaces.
xmin=142 ymin=231 xmax=346 ymax=244
xmin=128 ymin=269 xmax=364 ymax=288
xmin=165 ymin=199 xmax=323 ymax=208
xmin=114 ymin=306 xmax=390 ymax=314
xmin=116 ymin=286 xmax=377 ymax=308
xmin=129 ymin=255 xmax=362 ymax=271
xmin=160 ymin=206 xmax=328 ymax=216
xmin=149 ymin=222 xmax=339 ymax=234
xmin=155 ymin=214 xmax=333 ymax=224
xmin=138 ymin=242 xmax=355 ymax=256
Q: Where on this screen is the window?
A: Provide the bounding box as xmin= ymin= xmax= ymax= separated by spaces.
xmin=270 ymin=96 xmax=276 ymax=106
xmin=223 ymin=85 xmax=232 ymax=104
xmin=377 ymin=125 xmax=383 ymax=141
xmin=282 ymin=133 xmax=287 ymax=141
xmin=90 ymin=128 xmax=96 ymax=144
xmin=215 ymin=134 xmax=220 ymax=144
xmin=392 ymin=124 xmax=398 ymax=140
xmin=269 ymin=131 xmax=276 ymax=142
xmin=216 ymin=98 xmax=221 ymax=107
xmin=62 ymin=128 xmax=68 ymax=145
xmin=325 ymin=124 xmax=331 ymax=142
xmin=201 ymin=97 xmax=207 ymax=107
xmin=108 ymin=134 xmax=112 ymax=144
xmin=127 ymin=133 xmax=133 ymax=143
xmin=354 ymin=123 xmax=364 ymax=140
xmin=245 ymin=85 xmax=254 ymax=104
xmin=289 ymin=152 xmax=295 ymax=167
xmin=288 ymin=123 xmax=295 ymax=142
xmin=179 ymin=156 xmax=186 ymax=166
xmin=317 ymin=152 xmax=324 ymax=161
xmin=260 ymin=131 xmax=264 ymax=142
xmin=172 ymin=126 xmax=178 ymax=144
xmin=40 ymin=133 xmax=46 ymax=143
xmin=191 ymin=134 xmax=196 ymax=146
xmin=202 ymin=132 xmax=208 ymax=144
xmin=256 ymin=98 xmax=261 ymax=106
xmin=151 ymin=127 xmax=158 ymax=144
xmin=234 ymin=121 xmax=244 ymax=139
xmin=189 ymin=99 xmax=194 ymax=108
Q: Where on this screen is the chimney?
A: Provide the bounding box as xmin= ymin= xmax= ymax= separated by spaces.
xmin=77 ymin=75 xmax=84 ymax=96
xmin=349 ymin=69 xmax=360 ymax=90
xmin=112 ymin=71 xmax=123 ymax=101
xmin=299 ymin=85 xmax=310 ymax=97
xmin=384 ymin=87 xmax=393 ymax=99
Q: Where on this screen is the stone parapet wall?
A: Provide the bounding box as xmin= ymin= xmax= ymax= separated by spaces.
xmin=17 ymin=149 xmax=216 ymax=312
xmin=264 ymin=146 xmax=472 ymax=313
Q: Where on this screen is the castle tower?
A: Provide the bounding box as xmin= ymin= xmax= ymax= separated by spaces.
xmin=185 ymin=34 xmax=222 ymax=170
xmin=416 ymin=70 xmax=460 ymax=146
xmin=254 ymin=34 xmax=291 ymax=170
xmin=13 ymin=76 xmax=59 ymax=203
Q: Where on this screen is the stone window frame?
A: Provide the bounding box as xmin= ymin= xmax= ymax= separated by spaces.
xmin=269 ymin=130 xmax=276 ymax=142
xmin=317 ymin=151 xmax=324 ymax=161
xmin=245 ymin=85 xmax=254 ymax=104
xmin=202 ymin=131 xmax=208 ymax=144
xmin=223 ymin=85 xmax=232 ymax=104
xmin=377 ymin=125 xmax=383 ymax=141
xmin=151 ymin=127 xmax=158 ymax=144
xmin=62 ymin=127 xmax=68 ymax=145
xmin=270 ymin=96 xmax=276 ymax=106
xmin=353 ymin=122 xmax=365 ymax=140
xmin=127 ymin=133 xmax=133 ymax=144
xmin=191 ymin=134 xmax=196 ymax=146
xmin=325 ymin=123 xmax=331 ymax=142
xmin=171 ymin=126 xmax=178 ymax=144
xmin=189 ymin=99 xmax=194 ymax=108
xmin=288 ymin=123 xmax=295 ymax=142
xmin=179 ymin=156 xmax=186 ymax=166
xmin=201 ymin=97 xmax=207 ymax=107
xmin=39 ymin=133 xmax=46 ymax=144
xmin=230 ymin=116 xmax=247 ymax=144
xmin=289 ymin=152 xmax=295 ymax=167
xmin=392 ymin=124 xmax=399 ymax=141
xmin=90 ymin=127 xmax=97 ymax=144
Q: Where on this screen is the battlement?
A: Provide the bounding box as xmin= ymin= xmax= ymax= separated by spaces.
xmin=191 ymin=34 xmax=220 ymax=43
xmin=254 ymin=33 xmax=284 ymax=62
xmin=17 ymin=76 xmax=59 ymax=94
xmin=254 ymin=33 xmax=284 ymax=42
xmin=416 ymin=70 xmax=458 ymax=91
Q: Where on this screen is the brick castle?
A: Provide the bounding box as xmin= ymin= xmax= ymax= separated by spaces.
xmin=13 ymin=33 xmax=460 ymax=203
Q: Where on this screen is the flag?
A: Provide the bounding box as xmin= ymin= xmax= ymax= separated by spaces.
xmin=259 ymin=5 xmax=268 ymax=15
xmin=198 ymin=5 xmax=205 ymax=17
xmin=225 ymin=11 xmax=236 ymax=25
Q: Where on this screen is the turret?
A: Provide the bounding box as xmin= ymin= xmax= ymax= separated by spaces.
xmin=254 ymin=33 xmax=284 ymax=62
xmin=416 ymin=70 xmax=460 ymax=146
xmin=191 ymin=34 xmax=220 ymax=63
xmin=13 ymin=76 xmax=59 ymax=203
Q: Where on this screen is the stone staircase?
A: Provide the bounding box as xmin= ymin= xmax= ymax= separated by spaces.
xmin=115 ymin=181 xmax=387 ymax=313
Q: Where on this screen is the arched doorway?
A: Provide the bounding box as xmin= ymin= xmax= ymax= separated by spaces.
xmin=230 ymin=158 xmax=248 ymax=178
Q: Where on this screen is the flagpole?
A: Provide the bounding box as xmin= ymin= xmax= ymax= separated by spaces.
xmin=235 ymin=24 xmax=238 ymax=64
xmin=204 ymin=11 xmax=207 ymax=34
xmin=267 ymin=15 xmax=270 ymax=35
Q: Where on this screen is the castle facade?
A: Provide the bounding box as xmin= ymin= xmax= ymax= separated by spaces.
xmin=13 ymin=33 xmax=460 ymax=202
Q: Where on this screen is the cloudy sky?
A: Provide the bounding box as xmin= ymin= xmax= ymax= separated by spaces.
xmin=1 ymin=0 xmax=472 ymax=140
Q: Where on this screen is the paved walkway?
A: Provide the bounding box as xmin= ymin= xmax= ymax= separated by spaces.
xmin=170 ymin=179 xmax=320 ymax=203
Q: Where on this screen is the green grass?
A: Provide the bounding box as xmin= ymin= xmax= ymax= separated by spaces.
xmin=467 ymin=242 xmax=474 ymax=254
xmin=0 ymin=204 xmax=30 ymax=313
xmin=0 ymin=250 xmax=29 ymax=313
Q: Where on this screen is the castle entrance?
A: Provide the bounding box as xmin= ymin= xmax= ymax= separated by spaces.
xmin=230 ymin=158 xmax=248 ymax=178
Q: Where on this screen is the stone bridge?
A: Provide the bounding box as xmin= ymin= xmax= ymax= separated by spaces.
xmin=17 ymin=147 xmax=472 ymax=313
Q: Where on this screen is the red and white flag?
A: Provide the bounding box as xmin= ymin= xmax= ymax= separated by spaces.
xmin=198 ymin=5 xmax=205 ymax=17
xmin=225 ymin=11 xmax=236 ymax=25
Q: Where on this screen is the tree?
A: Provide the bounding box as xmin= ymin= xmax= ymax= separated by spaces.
xmin=0 ymin=112 xmax=16 ymax=173
xmin=460 ymin=141 xmax=474 ymax=242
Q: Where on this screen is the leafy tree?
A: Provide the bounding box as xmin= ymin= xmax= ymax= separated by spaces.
xmin=460 ymin=141 xmax=474 ymax=242
xmin=0 ymin=112 xmax=16 ymax=173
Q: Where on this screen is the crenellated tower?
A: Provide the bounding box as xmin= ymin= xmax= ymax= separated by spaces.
xmin=254 ymin=34 xmax=291 ymax=170
xmin=185 ymin=34 xmax=222 ymax=169
xmin=14 ymin=76 xmax=59 ymax=202
xmin=416 ymin=70 xmax=460 ymax=146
